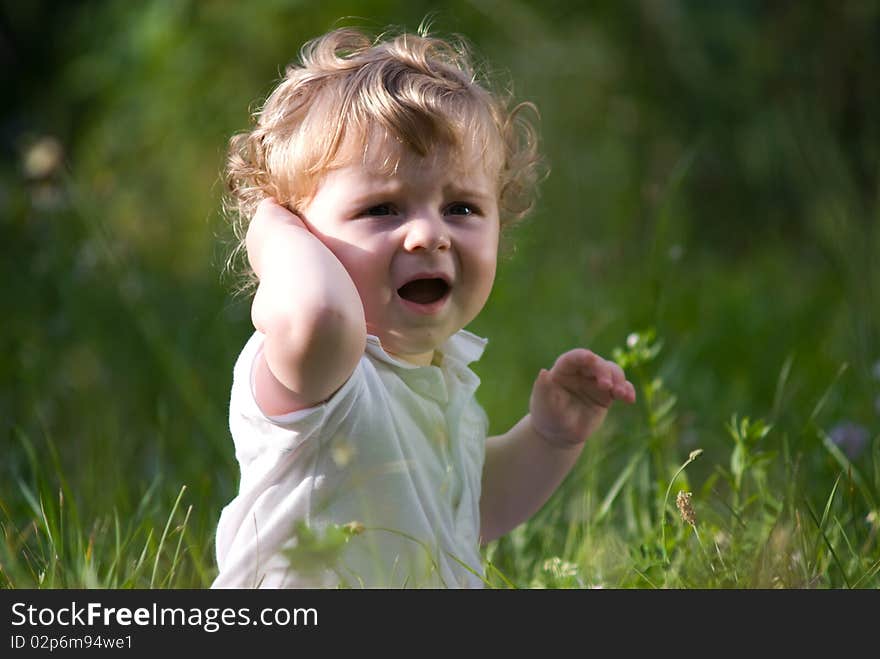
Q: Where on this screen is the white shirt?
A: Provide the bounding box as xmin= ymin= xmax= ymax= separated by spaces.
xmin=212 ymin=329 xmax=489 ymax=588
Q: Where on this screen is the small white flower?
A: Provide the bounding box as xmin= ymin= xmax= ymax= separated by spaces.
xmin=542 ymin=557 xmax=578 ymax=580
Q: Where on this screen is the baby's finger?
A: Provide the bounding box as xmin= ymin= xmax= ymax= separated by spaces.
xmin=590 ymin=356 xmax=617 ymax=391
xmin=608 ymin=363 xmax=636 ymax=403
xmin=610 ymin=379 xmax=636 ymax=403
xmin=585 ymin=359 xmax=629 ymax=403
xmin=258 ymin=197 xmax=308 ymax=228
xmin=256 ymin=196 xmax=282 ymax=214
xmin=572 ymin=357 xmax=616 ymax=399
xmin=553 ymin=348 xmax=596 ymax=375
xmin=608 ymin=361 xmax=625 ymax=389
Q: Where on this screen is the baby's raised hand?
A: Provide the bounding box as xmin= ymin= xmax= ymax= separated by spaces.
xmin=246 ymin=197 xmax=308 ymax=279
xmin=529 ymin=348 xmax=636 ymax=448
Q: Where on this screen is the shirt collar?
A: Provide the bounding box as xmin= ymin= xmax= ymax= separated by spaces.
xmin=437 ymin=329 xmax=488 ymax=366
xmin=364 ymin=329 xmax=487 ymax=369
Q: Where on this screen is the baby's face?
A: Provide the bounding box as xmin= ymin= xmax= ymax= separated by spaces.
xmin=299 ymin=143 xmax=500 ymax=366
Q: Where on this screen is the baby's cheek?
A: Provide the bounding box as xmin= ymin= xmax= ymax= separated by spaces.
xmin=478 ymin=249 xmax=498 ymax=290
xmin=335 ymin=249 xmax=381 ymax=291
xmin=468 ymin=254 xmax=498 ymax=314
xmin=332 ymin=270 xmax=380 ymax=333
xmin=357 ymin=285 xmax=388 ymax=324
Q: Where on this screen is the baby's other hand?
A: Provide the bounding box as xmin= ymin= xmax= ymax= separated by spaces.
xmin=246 ymin=197 xmax=307 ymax=278
xmin=529 ymin=348 xmax=636 ymax=448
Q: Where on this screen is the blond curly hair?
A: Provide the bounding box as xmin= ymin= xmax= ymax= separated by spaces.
xmin=224 ymin=26 xmax=543 ymax=286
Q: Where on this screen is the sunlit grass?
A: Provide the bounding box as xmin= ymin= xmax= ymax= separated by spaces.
xmin=482 ymin=332 xmax=880 ymax=589
xmin=4 ymin=327 xmax=875 ymax=589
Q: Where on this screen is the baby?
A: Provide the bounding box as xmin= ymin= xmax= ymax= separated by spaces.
xmin=212 ymin=26 xmax=635 ymax=588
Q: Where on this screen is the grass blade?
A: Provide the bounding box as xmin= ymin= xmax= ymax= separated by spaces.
xmin=819 ymin=430 xmax=876 ymax=510
xmin=150 ymin=485 xmax=187 ymax=589
xmin=804 ymin=500 xmax=852 ymax=589
xmin=594 ymin=448 xmax=646 ymax=524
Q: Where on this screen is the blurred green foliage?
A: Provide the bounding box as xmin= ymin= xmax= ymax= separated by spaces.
xmin=2 ymin=0 xmax=878 ymax=586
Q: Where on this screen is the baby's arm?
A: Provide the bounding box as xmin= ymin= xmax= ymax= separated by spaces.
xmin=479 ymin=348 xmax=635 ymax=544
xmin=247 ymin=198 xmax=366 ymax=416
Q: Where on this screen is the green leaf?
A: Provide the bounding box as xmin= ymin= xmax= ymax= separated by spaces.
xmin=731 ymin=443 xmax=746 ymax=484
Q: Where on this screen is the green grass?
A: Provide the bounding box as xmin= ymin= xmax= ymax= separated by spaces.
xmin=3 ymin=326 xmax=877 ymax=589
xmin=2 ymin=430 xmax=208 ymax=589
xmin=481 ymin=332 xmax=880 ymax=588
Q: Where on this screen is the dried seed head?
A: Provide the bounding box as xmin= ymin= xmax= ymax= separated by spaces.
xmin=676 ymin=490 xmax=697 ymax=526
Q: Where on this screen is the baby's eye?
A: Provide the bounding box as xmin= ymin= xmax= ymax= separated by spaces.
xmin=360 ymin=203 xmax=397 ymax=217
xmin=445 ymin=202 xmax=479 ymax=217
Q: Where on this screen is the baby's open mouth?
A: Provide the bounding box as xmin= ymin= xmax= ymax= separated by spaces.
xmin=397 ymin=278 xmax=451 ymax=305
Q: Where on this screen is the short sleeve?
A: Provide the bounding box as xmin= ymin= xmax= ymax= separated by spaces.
xmin=228 ymin=331 xmax=365 ymax=469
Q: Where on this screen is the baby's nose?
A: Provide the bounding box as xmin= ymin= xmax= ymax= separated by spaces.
xmin=403 ymin=216 xmax=451 ymax=252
